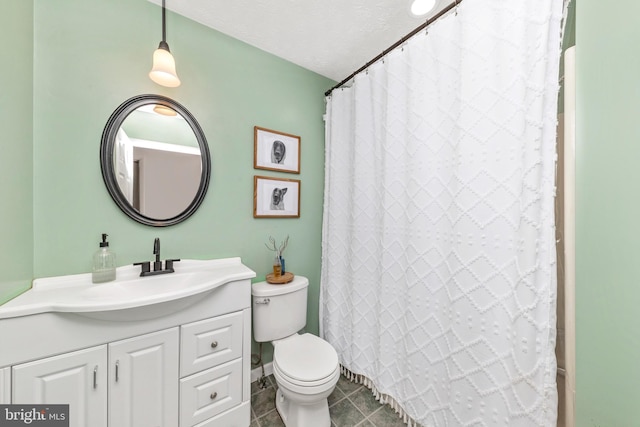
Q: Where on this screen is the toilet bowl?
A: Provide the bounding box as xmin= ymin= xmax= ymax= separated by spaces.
xmin=252 ymin=277 xmax=340 ymax=427
xmin=272 ymin=333 xmax=339 ymax=426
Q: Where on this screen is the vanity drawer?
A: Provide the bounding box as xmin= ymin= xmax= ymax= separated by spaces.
xmin=180 ymin=311 xmax=243 ymax=377
xmin=179 ymin=358 xmax=242 ymax=427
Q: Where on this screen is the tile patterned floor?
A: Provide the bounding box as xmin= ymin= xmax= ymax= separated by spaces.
xmin=251 ymin=374 xmax=408 ymax=427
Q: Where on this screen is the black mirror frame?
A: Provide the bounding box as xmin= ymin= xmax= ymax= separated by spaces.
xmin=100 ymin=94 xmax=211 ymax=227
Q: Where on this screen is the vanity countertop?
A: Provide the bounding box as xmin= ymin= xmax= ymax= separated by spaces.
xmin=0 ymin=257 xmax=256 ymax=320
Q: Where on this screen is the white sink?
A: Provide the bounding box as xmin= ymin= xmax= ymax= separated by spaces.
xmin=0 ymin=258 xmax=256 ymax=321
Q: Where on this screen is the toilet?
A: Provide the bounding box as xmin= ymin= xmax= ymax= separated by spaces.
xmin=252 ymin=276 xmax=340 ymax=427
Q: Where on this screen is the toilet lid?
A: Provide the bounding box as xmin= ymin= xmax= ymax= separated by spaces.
xmin=274 ymin=334 xmax=339 ymax=383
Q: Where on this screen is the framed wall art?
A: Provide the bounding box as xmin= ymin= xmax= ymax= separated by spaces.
xmin=254 ymin=175 xmax=300 ymax=218
xmin=254 ymin=126 xmax=300 ymax=174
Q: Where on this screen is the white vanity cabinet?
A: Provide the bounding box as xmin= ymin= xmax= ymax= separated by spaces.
xmin=0 ymin=258 xmax=255 ymax=427
xmin=0 ymin=366 xmax=10 ymax=404
xmin=10 ymin=318 xmax=245 ymax=427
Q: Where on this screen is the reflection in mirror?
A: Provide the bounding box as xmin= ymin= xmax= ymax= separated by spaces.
xmin=115 ymin=105 xmax=201 ymax=218
xmin=101 ymin=95 xmax=211 ymax=227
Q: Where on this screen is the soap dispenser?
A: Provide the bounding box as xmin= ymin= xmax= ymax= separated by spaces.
xmin=92 ymin=233 xmax=116 ymax=284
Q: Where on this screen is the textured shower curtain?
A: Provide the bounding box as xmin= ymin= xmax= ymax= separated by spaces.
xmin=320 ymin=1 xmax=563 ymax=426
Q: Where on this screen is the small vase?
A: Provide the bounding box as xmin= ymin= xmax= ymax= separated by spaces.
xmin=273 ymin=256 xmax=282 ymax=277
xmin=279 ymin=256 xmax=285 ymax=274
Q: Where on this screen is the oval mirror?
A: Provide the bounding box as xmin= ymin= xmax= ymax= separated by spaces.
xmin=100 ymin=94 xmax=211 ymax=227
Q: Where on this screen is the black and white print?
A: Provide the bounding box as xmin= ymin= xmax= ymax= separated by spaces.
xmin=254 ymin=126 xmax=300 ymax=173
xmin=254 ymin=176 xmax=300 ymax=218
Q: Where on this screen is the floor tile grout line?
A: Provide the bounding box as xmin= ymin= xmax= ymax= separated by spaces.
xmin=255 ymin=407 xmax=278 ymax=421
xmin=362 ymin=405 xmax=386 ymax=426
xmin=338 ymin=384 xmax=365 ymax=399
xmin=345 ymin=392 xmax=376 ymax=420
xmin=249 ymin=400 xmax=261 ymax=427
xmin=329 ymin=395 xmax=347 ymax=408
xmin=356 ymin=418 xmax=377 ymax=427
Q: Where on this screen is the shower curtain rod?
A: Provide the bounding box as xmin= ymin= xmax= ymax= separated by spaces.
xmin=325 ymin=0 xmax=464 ymax=97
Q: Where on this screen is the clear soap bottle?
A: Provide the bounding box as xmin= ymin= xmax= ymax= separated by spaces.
xmin=92 ymin=233 xmax=116 ymax=284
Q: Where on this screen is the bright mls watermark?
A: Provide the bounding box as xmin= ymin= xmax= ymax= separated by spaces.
xmin=0 ymin=405 xmax=68 ymax=426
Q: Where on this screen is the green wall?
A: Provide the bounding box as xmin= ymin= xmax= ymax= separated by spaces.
xmin=2 ymin=0 xmax=334 ymax=364
xmin=576 ymin=0 xmax=640 ymax=425
xmin=0 ymin=1 xmax=34 ymax=304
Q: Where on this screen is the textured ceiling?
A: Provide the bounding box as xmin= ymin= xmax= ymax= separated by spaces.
xmin=148 ymin=0 xmax=452 ymax=82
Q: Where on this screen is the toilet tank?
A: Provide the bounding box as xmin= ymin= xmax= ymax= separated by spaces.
xmin=252 ymin=276 xmax=309 ymax=343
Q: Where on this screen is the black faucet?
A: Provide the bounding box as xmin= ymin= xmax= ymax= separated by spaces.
xmin=153 ymin=237 xmax=162 ymax=272
xmin=134 ymin=238 xmax=180 ymax=277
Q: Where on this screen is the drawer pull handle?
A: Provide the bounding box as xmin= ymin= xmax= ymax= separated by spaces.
xmin=210 ymin=341 xmax=218 ymax=349
xmin=93 ymin=366 xmax=98 ymax=389
xmin=210 ymin=391 xmax=218 ymax=400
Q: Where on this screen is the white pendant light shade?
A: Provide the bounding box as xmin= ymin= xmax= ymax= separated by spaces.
xmin=149 ymin=0 xmax=181 ymax=88
xmin=149 ymin=43 xmax=181 ymax=88
xmin=410 ymin=0 xmax=437 ymax=16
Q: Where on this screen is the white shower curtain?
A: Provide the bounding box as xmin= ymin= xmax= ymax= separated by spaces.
xmin=320 ymin=1 xmax=563 ymax=426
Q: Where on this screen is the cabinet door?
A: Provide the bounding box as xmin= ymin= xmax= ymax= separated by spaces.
xmin=109 ymin=328 xmax=179 ymax=427
xmin=0 ymin=366 xmax=10 ymax=403
xmin=12 ymin=345 xmax=108 ymax=427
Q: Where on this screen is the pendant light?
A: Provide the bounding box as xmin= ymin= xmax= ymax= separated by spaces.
xmin=149 ymin=0 xmax=181 ymax=87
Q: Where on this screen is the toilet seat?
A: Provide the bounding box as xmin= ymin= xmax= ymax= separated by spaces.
xmin=273 ymin=333 xmax=339 ymax=387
